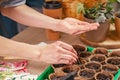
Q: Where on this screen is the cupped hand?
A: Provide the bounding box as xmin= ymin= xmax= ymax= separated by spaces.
xmin=38 ymin=41 xmax=78 ymax=64
xmin=56 ymin=18 xmax=100 ymax=35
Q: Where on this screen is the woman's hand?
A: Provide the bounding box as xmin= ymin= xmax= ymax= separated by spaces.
xmin=54 ymin=18 xmax=99 ymax=35
xmin=37 ymin=41 xmax=78 ymax=64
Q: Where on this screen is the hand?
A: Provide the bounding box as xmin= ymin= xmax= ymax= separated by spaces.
xmin=38 ymin=41 xmax=78 ymax=64
xmin=55 ymin=18 xmax=99 ymax=35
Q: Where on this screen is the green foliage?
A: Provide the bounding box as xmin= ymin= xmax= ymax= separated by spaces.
xmin=77 ymin=3 xmax=85 ymax=14
xmin=84 ymin=1 xmax=115 ymax=23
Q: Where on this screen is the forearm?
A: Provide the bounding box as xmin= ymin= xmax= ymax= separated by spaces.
xmin=1 ymin=5 xmax=60 ymax=31
xmin=0 ymin=36 xmax=40 ymax=60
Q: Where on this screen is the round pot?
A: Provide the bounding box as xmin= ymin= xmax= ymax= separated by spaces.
xmin=102 ymin=64 xmax=119 ymax=75
xmin=95 ymin=71 xmax=114 ymax=80
xmin=90 ymin=54 xmax=107 ymax=64
xmin=61 ymin=65 xmax=81 ymax=74
xmin=52 ymin=64 xmax=66 ymax=69
xmin=75 ymin=58 xmax=86 ymax=69
xmin=84 ymin=18 xmax=110 ymax=42
xmin=93 ymin=47 xmax=108 ymax=56
xmin=106 ymin=57 xmax=120 ymax=67
xmin=84 ymin=61 xmax=102 ymax=72
xmin=72 ymin=44 xmax=87 ymax=53
xmin=115 ymin=13 xmax=120 ymax=38
xmin=78 ymin=69 xmax=95 ymax=80
xmin=108 ymin=50 xmax=120 ymax=57
xmin=49 ymin=73 xmax=66 ymax=80
xmin=43 ymin=1 xmax=62 ymax=40
xmin=78 ymin=52 xmax=92 ymax=61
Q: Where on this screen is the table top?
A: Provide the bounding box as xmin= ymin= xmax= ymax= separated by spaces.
xmin=10 ymin=27 xmax=83 ymax=75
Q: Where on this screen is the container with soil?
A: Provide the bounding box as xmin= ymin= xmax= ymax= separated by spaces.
xmin=90 ymin=54 xmax=107 ymax=64
xmin=93 ymin=47 xmax=108 ymax=56
xmin=61 ymin=65 xmax=81 ymax=74
xmin=78 ymin=69 xmax=95 ymax=80
xmin=52 ymin=64 xmax=66 ymax=69
xmin=109 ymin=50 xmax=120 ymax=57
xmin=102 ymin=64 xmax=119 ymax=75
xmin=106 ymin=57 xmax=120 ymax=68
xmin=72 ymin=44 xmax=87 ymax=54
xmin=75 ymin=58 xmax=86 ymax=69
xmin=95 ymin=71 xmax=114 ymax=80
xmin=84 ymin=61 xmax=102 ymax=72
xmin=78 ymin=52 xmax=92 ymax=61
xmin=49 ymin=73 xmax=66 ymax=80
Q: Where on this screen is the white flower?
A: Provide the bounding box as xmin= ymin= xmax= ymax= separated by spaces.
xmin=95 ymin=13 xmax=106 ymax=23
xmin=117 ymin=0 xmax=120 ymax=3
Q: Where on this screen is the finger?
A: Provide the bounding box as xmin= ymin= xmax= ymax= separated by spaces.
xmin=57 ymin=59 xmax=70 ymax=64
xmin=90 ymin=23 xmax=100 ymax=27
xmin=57 ymin=46 xmax=78 ymax=59
xmin=57 ymin=41 xmax=78 ymax=55
xmin=77 ymin=21 xmax=90 ymax=25
xmin=59 ymin=53 xmax=77 ymax=62
xmin=73 ymin=31 xmax=86 ymax=35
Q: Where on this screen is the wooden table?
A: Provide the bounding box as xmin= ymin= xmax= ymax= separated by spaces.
xmin=11 ymin=27 xmax=83 ymax=75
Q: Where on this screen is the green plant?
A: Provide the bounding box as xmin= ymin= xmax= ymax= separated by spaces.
xmin=77 ymin=0 xmax=117 ymax=23
xmin=77 ymin=2 xmax=85 ymax=14
xmin=86 ymin=2 xmax=114 ymax=23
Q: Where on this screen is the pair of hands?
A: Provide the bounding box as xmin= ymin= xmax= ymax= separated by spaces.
xmin=36 ymin=18 xmax=99 ymax=64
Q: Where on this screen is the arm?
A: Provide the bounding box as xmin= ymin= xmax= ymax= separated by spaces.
xmin=1 ymin=5 xmax=59 ymax=30
xmin=1 ymin=5 xmax=99 ymax=35
xmin=0 ymin=36 xmax=77 ymax=64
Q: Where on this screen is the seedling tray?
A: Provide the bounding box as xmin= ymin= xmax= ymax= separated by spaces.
xmin=37 ymin=46 xmax=120 ymax=80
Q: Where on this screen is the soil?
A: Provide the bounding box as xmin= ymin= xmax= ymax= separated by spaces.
xmin=79 ymin=70 xmax=95 ymax=78
xmin=53 ymin=64 xmax=66 ymax=68
xmin=94 ymin=48 xmax=108 ymax=55
xmin=96 ymin=73 xmax=112 ymax=80
xmin=102 ymin=66 xmax=117 ymax=72
xmin=107 ymin=58 xmax=120 ymax=65
xmin=63 ymin=68 xmax=72 ymax=73
xmin=75 ymin=58 xmax=86 ymax=65
xmin=51 ymin=75 xmax=62 ymax=80
xmin=62 ymin=66 xmax=80 ymax=73
xmin=90 ymin=55 xmax=106 ymax=62
xmin=72 ymin=45 xmax=86 ymax=53
xmin=85 ymin=62 xmax=101 ymax=70
xmin=79 ymin=52 xmax=91 ymax=58
xmin=109 ymin=51 xmax=120 ymax=57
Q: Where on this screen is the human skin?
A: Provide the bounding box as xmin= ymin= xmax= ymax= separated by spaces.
xmin=0 ymin=4 xmax=99 ymax=64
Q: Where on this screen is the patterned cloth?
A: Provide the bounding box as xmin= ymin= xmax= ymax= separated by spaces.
xmin=0 ymin=0 xmax=26 ymax=8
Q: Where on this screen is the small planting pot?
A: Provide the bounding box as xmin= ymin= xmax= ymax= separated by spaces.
xmin=78 ymin=69 xmax=95 ymax=80
xmin=102 ymin=64 xmax=119 ymax=75
xmin=93 ymin=47 xmax=108 ymax=57
xmin=49 ymin=73 xmax=66 ymax=80
xmin=90 ymin=54 xmax=107 ymax=64
xmin=72 ymin=44 xmax=87 ymax=53
xmin=106 ymin=57 xmax=120 ymax=68
xmin=95 ymin=71 xmax=114 ymax=80
xmin=84 ymin=61 xmax=102 ymax=72
xmin=108 ymin=50 xmax=120 ymax=57
xmin=52 ymin=64 xmax=66 ymax=69
xmin=75 ymin=58 xmax=86 ymax=69
xmin=78 ymin=52 xmax=92 ymax=61
xmin=61 ymin=65 xmax=81 ymax=74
